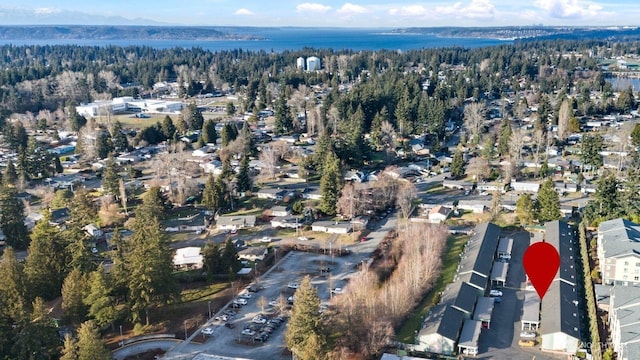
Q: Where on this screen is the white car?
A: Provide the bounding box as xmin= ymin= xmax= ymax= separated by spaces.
xmin=520 ymin=331 xmax=537 ymax=339
xmin=252 ymin=316 xmax=267 ymax=324
xmin=241 ymin=329 xmax=255 ymax=336
xmin=298 ymin=236 xmax=309 ymax=241
xmin=233 ymin=298 xmax=248 ymax=305
xmin=489 ymin=290 xmax=503 ymax=297
xmin=268 ymin=299 xmax=279 ymax=306
xmin=259 ymin=236 xmax=272 ymax=243
xmin=239 ymin=293 xmax=253 ymax=299
xmin=331 ymin=287 xmax=343 ymax=295
xmin=201 ymin=327 xmax=215 ymax=336
xmin=287 ymin=282 xmax=300 ymax=289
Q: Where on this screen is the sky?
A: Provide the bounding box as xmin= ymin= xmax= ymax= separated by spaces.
xmin=0 ymin=0 xmax=638 ymax=27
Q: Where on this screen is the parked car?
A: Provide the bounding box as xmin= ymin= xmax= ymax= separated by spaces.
xmin=298 ymin=236 xmax=309 ymax=241
xmin=520 ymin=331 xmax=537 ymax=339
xmin=252 ymin=315 xmax=267 ymax=324
xmin=259 ymin=236 xmax=272 ymax=243
xmin=489 ymin=290 xmax=503 ymax=297
xmin=233 ymin=298 xmax=248 ymax=305
xmin=494 ymin=297 xmax=502 ymax=304
xmin=241 ymin=329 xmax=255 ymax=336
xmin=225 ymin=322 xmax=236 ymax=329
xmin=518 ymin=339 xmax=536 ymax=347
xmin=214 ymin=314 xmax=229 ymax=322
xmin=287 ymin=282 xmax=300 ymax=289
xmin=268 ymin=299 xmax=278 ymax=306
xmin=201 ymin=327 xmax=215 ymax=336
xmin=239 ymin=293 xmax=253 ymax=299
xmin=331 ymin=288 xmax=343 ymax=295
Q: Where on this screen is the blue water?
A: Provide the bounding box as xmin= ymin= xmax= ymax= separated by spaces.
xmin=607 ymin=77 xmax=640 ymax=91
xmin=0 ymin=28 xmax=511 ymax=52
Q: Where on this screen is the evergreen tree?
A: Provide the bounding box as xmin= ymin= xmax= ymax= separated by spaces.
xmin=319 ymin=151 xmax=342 ymax=215
xmin=0 ymin=185 xmax=29 ymax=249
xmin=236 ymin=155 xmax=252 ymax=193
xmin=226 ymin=102 xmax=236 ymax=116
xmin=61 ymin=268 xmax=88 ymax=325
xmin=95 ymin=131 xmax=113 ymax=160
xmin=221 ymin=122 xmax=238 ymax=147
xmin=202 ymin=174 xmax=220 ymax=212
xmin=274 ymin=92 xmax=293 ymax=134
xmin=202 ymin=241 xmax=222 ymax=276
xmin=0 ymin=247 xmax=27 ymax=321
xmin=54 ymin=155 xmax=64 ymax=174
xmin=12 ymin=297 xmax=61 ymax=360
xmin=593 ymin=172 xmax=622 ymax=220
xmin=23 ymin=211 xmax=69 ymax=300
xmin=126 ymin=197 xmax=178 ymax=325
xmin=140 ymin=186 xmax=166 ymax=219
xmin=109 ymin=228 xmax=129 ymax=301
xmin=60 ymin=334 xmax=78 ymax=360
xmin=395 ymin=92 xmax=413 ymax=136
xmin=101 ymin=156 xmax=120 ymax=197
xmin=580 ymin=134 xmax=604 ymax=171
xmin=65 ymin=229 xmax=95 ymax=276
xmin=201 ymin=119 xmax=217 ymax=145
xmin=76 ymin=320 xmax=111 ymax=360
xmin=285 ymin=276 xmax=327 ymax=360
xmin=497 ymin=117 xmax=512 ymax=157
xmin=539 ymin=161 xmax=549 ymax=178
xmin=516 ymin=194 xmax=535 ymax=226
xmin=69 ymin=187 xmax=98 ymax=227
xmin=220 ymin=238 xmax=242 ymax=275
xmin=84 ymin=265 xmax=117 ymax=328
xmin=450 ymin=150 xmax=465 ymax=179
xmin=631 ymin=123 xmax=640 ymax=148
xmin=536 ymin=178 xmax=561 ymax=222
xmin=110 ymin=121 xmax=129 ymax=152
xmin=161 ymin=115 xmax=176 ymax=140
xmin=3 ymin=159 xmax=17 ymax=185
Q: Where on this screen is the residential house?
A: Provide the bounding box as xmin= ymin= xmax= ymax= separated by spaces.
xmin=83 ymin=224 xmax=103 ymax=238
xmin=311 ymin=221 xmax=353 ymax=234
xmin=173 ymin=247 xmax=204 ymax=270
xmin=428 ymin=206 xmax=452 ymax=223
xmin=271 ymin=216 xmax=302 ymax=229
xmin=597 ymin=218 xmax=640 ymax=285
xmin=510 ymin=181 xmax=540 ymax=193
xmin=443 ymin=180 xmax=474 ymax=191
xmin=539 ymin=220 xmax=581 ymax=355
xmin=256 ymin=188 xmax=288 ymax=201
xmin=302 ymin=187 xmax=323 ymax=200
xmin=238 ymin=247 xmax=268 ymax=262
xmin=216 ymin=215 xmax=256 ymax=231
xmin=50 ymin=207 xmax=70 ymax=226
xmin=270 ymin=206 xmax=290 ymax=217
xmin=200 ymin=160 xmax=223 ymax=175
xmin=457 ymin=200 xmax=488 ymax=214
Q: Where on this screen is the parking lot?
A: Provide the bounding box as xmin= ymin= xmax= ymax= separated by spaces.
xmin=475 ymin=231 xmax=565 ymax=360
xmin=164 ymin=247 xmax=367 ymax=360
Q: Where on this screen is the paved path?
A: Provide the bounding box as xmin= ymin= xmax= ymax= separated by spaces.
xmin=112 ymin=339 xmax=182 ymax=360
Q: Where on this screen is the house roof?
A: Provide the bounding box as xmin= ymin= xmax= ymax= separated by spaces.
xmin=490 ymin=261 xmax=509 ymax=282
xmin=429 ymin=206 xmax=452 ymax=217
xmin=540 ymin=221 xmax=580 ymax=340
xmin=545 ymin=220 xmax=577 ymax=285
xmin=453 ymin=282 xmax=480 ymax=314
xmin=598 ymin=218 xmax=640 ymax=258
xmin=216 ymin=215 xmax=256 ymax=227
xmin=497 ymin=237 xmax=513 ymax=254
xmin=173 ymin=247 xmax=203 ymax=266
xmin=522 ymin=290 xmax=541 ymax=324
xmin=458 ymin=320 xmax=482 ymax=349
xmin=238 ymin=247 xmax=267 ymax=257
xmin=436 ymin=306 xmax=467 ymax=342
xmin=473 ymin=297 xmax=494 ymax=322
xmin=471 ymin=223 xmax=501 ymax=277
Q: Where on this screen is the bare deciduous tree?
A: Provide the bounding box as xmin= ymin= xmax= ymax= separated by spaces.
xmin=558 ymin=99 xmax=572 ymax=141
xmin=466 ymin=156 xmax=490 ymax=181
xmin=396 ymin=181 xmax=417 ymax=219
xmin=258 ymin=144 xmax=286 ymax=180
xmin=509 ymin=127 xmax=526 ymax=167
xmin=463 ymin=102 xmax=486 ymax=144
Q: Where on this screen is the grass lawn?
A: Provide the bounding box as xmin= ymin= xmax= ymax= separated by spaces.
xmin=180 ymin=282 xmax=228 ymax=303
xmin=396 ymin=234 xmax=470 ymax=342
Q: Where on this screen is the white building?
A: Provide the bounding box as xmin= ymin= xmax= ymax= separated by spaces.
xmin=597 ymin=218 xmax=640 ymax=285
xmin=296 ymin=56 xmax=306 ymax=70
xmin=306 ymin=56 xmax=321 ymax=71
xmin=173 ymin=247 xmax=204 ymax=270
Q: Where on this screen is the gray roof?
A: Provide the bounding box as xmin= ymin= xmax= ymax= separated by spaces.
xmin=611 ymin=285 xmax=640 ymax=309
xmin=457 ymin=320 xmax=482 ymax=349
xmin=473 ymin=297 xmax=494 ymax=322
xmin=453 ymin=282 xmax=481 ymax=314
xmin=490 ymin=261 xmax=509 ymax=282
xmin=545 ymin=220 xmax=577 ymax=285
xmin=598 ymin=218 xmax=640 ymax=258
xmin=540 ymin=221 xmax=580 ymax=339
xmin=522 ymin=290 xmax=540 ymax=324
xmin=437 ymin=306 xmax=467 ymax=341
xmin=497 ymin=237 xmax=513 ymax=254
xmin=624 ymin=342 xmax=640 ymax=360
xmin=472 ymin=223 xmax=501 ymax=276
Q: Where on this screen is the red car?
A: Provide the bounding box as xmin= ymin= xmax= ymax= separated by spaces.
xmin=361 ymin=237 xmax=367 ymax=242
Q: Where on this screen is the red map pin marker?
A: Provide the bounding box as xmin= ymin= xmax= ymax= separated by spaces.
xmin=523 ymin=242 xmax=560 ymax=300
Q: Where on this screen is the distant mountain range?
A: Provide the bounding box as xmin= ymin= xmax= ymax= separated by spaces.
xmin=0 ymin=26 xmax=264 ymax=41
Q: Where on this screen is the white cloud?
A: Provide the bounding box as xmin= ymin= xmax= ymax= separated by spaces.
xmin=533 ymin=0 xmax=603 ymax=19
xmin=234 ymin=8 xmax=254 ymax=16
xmin=336 ymin=2 xmax=369 ymax=16
xmin=388 ymin=5 xmax=429 ymax=17
xmin=34 ymin=7 xmax=60 ymax=15
xmin=296 ymin=3 xmax=332 ymax=13
xmin=435 ymin=0 xmax=495 ymax=19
